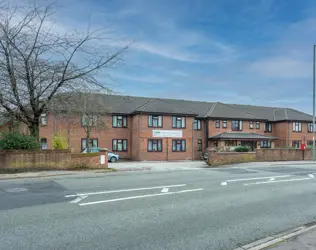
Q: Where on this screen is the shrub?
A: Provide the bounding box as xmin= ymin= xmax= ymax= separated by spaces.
xmin=234 ymin=146 xmax=249 ymax=152
xmin=52 ymin=133 xmax=68 ymax=149
xmin=0 ymin=132 xmax=40 ymax=150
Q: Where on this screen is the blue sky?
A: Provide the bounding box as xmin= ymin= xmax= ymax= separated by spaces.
xmin=32 ymin=0 xmax=316 ymax=113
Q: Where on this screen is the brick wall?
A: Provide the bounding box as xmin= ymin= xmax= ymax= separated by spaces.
xmin=256 ymin=148 xmax=311 ymax=161
xmin=208 ymin=150 xmax=256 ymax=166
xmin=0 ymin=150 xmax=108 ymax=169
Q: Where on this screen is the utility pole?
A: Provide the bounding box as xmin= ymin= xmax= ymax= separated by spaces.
xmin=313 ymin=45 xmax=316 ymax=161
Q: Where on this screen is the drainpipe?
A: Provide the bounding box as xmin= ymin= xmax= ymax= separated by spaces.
xmin=287 ymin=121 xmax=290 ymax=147
xmin=205 ymin=118 xmax=209 ymax=149
xmin=192 ymin=119 xmax=194 ymax=161
xmin=137 ymin=113 xmax=141 ymax=161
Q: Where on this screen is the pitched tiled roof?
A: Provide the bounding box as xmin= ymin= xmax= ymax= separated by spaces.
xmin=209 ymin=132 xmax=278 ymax=140
xmin=49 ymin=93 xmax=313 ymax=122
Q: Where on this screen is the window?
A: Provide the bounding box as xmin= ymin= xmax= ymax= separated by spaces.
xmin=172 ymin=140 xmax=186 ymax=152
xmin=81 ymin=139 xmax=98 ymax=151
xmin=148 ymin=115 xmax=163 ymax=128
xmin=293 ymin=122 xmax=302 ymax=132
xmin=292 ymin=140 xmax=301 ymax=148
xmin=148 ymin=139 xmax=162 ymax=152
xmin=112 ymin=115 xmax=127 ymax=128
xmin=225 ymin=141 xmax=237 ymax=147
xmin=197 ymin=139 xmax=202 ymax=151
xmin=260 ymin=141 xmax=271 ymax=148
xmin=40 ymin=114 xmax=47 ymax=126
xmin=249 ymin=121 xmax=254 ymax=129
xmin=308 ymin=123 xmax=314 ymax=133
xmin=222 ymin=120 xmax=227 ymax=128
xmin=112 ymin=139 xmax=127 ymax=151
xmin=232 ymin=120 xmax=243 ymax=131
xmin=256 ymin=122 xmax=260 ymax=129
xmin=215 ymin=120 xmax=220 ymax=128
xmin=194 ymin=119 xmax=201 ymax=130
xmin=172 ymin=116 xmax=186 ymax=128
xmin=81 ymin=114 xmax=97 ymax=127
xmin=41 ymin=138 xmax=47 ymax=149
xmin=307 ymin=140 xmax=313 ymax=146
xmin=264 ymin=122 xmax=272 ymax=132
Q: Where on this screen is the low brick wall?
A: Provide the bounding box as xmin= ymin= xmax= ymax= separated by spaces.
xmin=208 ymin=151 xmax=256 ymax=166
xmin=256 ymin=148 xmax=311 ymax=161
xmin=0 ymin=149 xmax=108 ymax=170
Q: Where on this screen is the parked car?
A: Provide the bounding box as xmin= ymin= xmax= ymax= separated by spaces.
xmin=81 ymin=147 xmax=120 ymax=162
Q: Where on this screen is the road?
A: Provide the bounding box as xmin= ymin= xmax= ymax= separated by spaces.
xmin=1 ymin=163 xmax=316 ymax=250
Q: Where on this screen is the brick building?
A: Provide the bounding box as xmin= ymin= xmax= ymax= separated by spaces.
xmin=0 ymin=94 xmax=314 ymax=161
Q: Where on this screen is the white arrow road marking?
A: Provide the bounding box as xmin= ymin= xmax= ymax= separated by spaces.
xmin=226 ymin=175 xmax=292 ymax=183
xmin=161 ymin=187 xmax=169 ymax=193
xmin=69 ymin=195 xmax=88 ymax=204
xmin=221 ymin=182 xmax=228 ymax=186
xmin=65 ymin=184 xmax=186 ymax=198
xmin=79 ymin=188 xmax=204 ymax=206
xmin=308 ymin=174 xmax=315 ymax=179
xmin=244 ymin=177 xmax=311 ymax=186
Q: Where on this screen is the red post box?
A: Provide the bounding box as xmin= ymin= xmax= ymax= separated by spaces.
xmin=301 ymin=143 xmax=306 ymax=151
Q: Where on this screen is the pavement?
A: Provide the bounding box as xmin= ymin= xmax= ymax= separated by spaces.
xmin=2 ymin=161 xmax=316 ymax=249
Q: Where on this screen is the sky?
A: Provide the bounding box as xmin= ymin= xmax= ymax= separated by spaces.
xmin=19 ymin=0 xmax=316 ymax=113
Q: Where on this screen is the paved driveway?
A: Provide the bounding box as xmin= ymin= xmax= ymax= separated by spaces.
xmin=110 ymin=161 xmax=208 ymax=171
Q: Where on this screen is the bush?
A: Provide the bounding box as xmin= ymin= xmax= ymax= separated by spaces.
xmin=52 ymin=133 xmax=68 ymax=149
xmin=0 ymin=132 xmax=39 ymax=150
xmin=234 ymin=146 xmax=249 ymax=152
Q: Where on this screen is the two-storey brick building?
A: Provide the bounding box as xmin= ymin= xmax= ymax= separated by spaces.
xmin=1 ymin=94 xmax=314 ymax=161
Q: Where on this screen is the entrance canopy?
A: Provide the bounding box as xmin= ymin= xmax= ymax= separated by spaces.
xmin=208 ymin=132 xmax=277 ymax=141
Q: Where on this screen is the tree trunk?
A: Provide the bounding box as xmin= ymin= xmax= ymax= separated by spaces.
xmin=86 ymin=128 xmax=90 ymax=153
xmin=29 ymin=123 xmax=40 ymax=142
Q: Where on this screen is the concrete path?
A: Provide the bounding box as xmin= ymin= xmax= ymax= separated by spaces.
xmin=268 ymin=228 xmax=316 ymax=250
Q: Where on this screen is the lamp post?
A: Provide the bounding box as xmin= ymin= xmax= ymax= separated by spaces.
xmin=313 ymin=45 xmax=316 ymax=161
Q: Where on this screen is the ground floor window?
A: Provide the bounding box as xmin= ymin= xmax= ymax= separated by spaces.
xmin=112 ymin=139 xmax=127 ymax=152
xmin=292 ymin=140 xmax=301 ymax=148
xmin=41 ymin=138 xmax=47 ymax=149
xmin=307 ymin=140 xmax=314 ymax=146
xmin=197 ymin=139 xmax=202 ymax=151
xmin=225 ymin=141 xmax=237 ymax=147
xmin=172 ymin=140 xmax=186 ymax=152
xmin=148 ymin=139 xmax=162 ymax=152
xmin=260 ymin=141 xmax=271 ymax=148
xmin=81 ymin=138 xmax=98 ymax=151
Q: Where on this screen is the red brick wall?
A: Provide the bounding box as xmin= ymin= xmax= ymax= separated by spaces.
xmin=71 ymin=152 xmax=108 ymax=168
xmin=208 ymin=151 xmax=256 ymax=166
xmin=256 ymin=148 xmax=311 ymax=161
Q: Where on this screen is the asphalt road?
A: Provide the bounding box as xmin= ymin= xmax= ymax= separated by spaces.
xmin=1 ymin=163 xmax=316 ymax=250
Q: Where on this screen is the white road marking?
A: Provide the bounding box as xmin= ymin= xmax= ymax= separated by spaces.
xmin=221 ymin=182 xmax=228 ymax=186
xmin=161 ymin=187 xmax=169 ymax=193
xmin=269 ymin=177 xmax=275 ymax=181
xmin=308 ymin=174 xmax=315 ymax=179
xmin=79 ymin=188 xmax=204 ymax=206
xmin=244 ymin=177 xmax=311 ymax=186
xmin=5 ymin=188 xmax=28 ymax=193
xmin=69 ymin=195 xmax=88 ymax=204
xmin=226 ymin=175 xmax=292 ymax=183
xmin=65 ymin=184 xmax=186 ymax=198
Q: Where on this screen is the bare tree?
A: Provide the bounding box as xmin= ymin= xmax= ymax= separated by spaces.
xmin=0 ymin=1 xmax=129 ymax=140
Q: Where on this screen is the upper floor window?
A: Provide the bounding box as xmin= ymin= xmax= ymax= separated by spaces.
xmin=264 ymin=122 xmax=272 ymax=132
xmin=40 ymin=114 xmax=47 ymax=126
xmin=249 ymin=121 xmax=254 ymax=129
xmin=172 ymin=116 xmax=185 ymax=128
xmin=293 ymin=122 xmax=302 ymax=132
xmin=215 ymin=120 xmax=220 ymax=128
xmin=148 ymin=115 xmax=162 ymax=128
xmin=112 ymin=139 xmax=127 ymax=151
xmin=256 ymin=122 xmax=260 ymax=129
xmin=308 ymin=123 xmax=313 ymax=133
xmin=82 ymin=114 xmax=97 ymax=127
xmin=194 ymin=119 xmax=201 ymax=130
xmin=172 ymin=139 xmax=186 ymax=152
xmin=232 ymin=120 xmax=243 ymax=131
xmin=222 ymin=120 xmax=227 ymax=128
xmin=148 ymin=139 xmax=162 ymax=152
xmin=112 ymin=115 xmax=127 ymax=128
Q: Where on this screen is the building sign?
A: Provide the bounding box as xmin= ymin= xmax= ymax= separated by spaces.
xmin=152 ymin=130 xmax=182 ymax=138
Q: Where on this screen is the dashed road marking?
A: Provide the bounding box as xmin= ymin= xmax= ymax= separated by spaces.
xmin=244 ymin=177 xmax=311 ymax=186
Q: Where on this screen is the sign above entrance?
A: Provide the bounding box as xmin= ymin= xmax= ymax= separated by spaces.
xmin=152 ymin=130 xmax=182 ymax=138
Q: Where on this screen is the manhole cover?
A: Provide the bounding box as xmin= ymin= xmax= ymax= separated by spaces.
xmin=5 ymin=188 xmax=28 ymax=193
